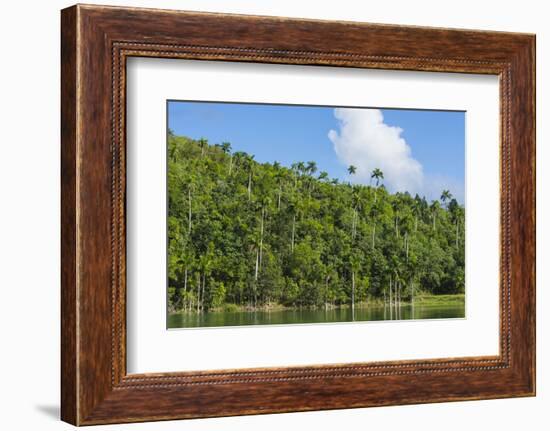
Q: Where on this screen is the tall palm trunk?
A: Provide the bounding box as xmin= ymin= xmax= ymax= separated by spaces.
xmin=187 ymin=188 xmax=192 ymax=235
xmin=351 ymin=270 xmax=355 ymax=320
xmin=351 ymin=208 xmax=357 ymax=239
xmin=291 ymin=214 xmax=296 ymax=252
xmin=258 ymin=207 xmax=265 ymax=276
xmin=395 ymin=217 xmax=399 ymax=238
xmin=196 ymin=273 xmax=201 ymax=313
xmin=201 ymin=272 xmax=206 ymax=311
xmin=389 ymin=275 xmax=393 ymax=320
xmin=396 ymin=281 xmax=400 ymax=319
xmin=410 ymin=278 xmax=415 ymax=317
xmin=183 ymin=268 xmax=188 ymax=311
xmin=247 ymin=171 xmax=252 ymax=200
xmin=324 ymin=275 xmax=330 ymax=310
xmin=254 ymin=249 xmax=259 ymax=281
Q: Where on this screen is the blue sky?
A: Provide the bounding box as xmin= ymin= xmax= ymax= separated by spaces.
xmin=168 ymin=101 xmax=465 ymax=203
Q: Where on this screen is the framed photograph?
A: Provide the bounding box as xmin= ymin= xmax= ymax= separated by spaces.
xmin=61 ymin=4 xmax=535 ymax=425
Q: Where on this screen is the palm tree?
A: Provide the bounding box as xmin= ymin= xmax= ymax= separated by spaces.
xmin=351 ymin=185 xmax=362 ymax=240
xmin=290 ymin=162 xmax=299 ymax=187
xmin=255 ymin=195 xmax=271 ymax=281
xmin=392 ymin=199 xmax=401 ymax=239
xmin=347 ymin=165 xmax=357 ymax=176
xmin=350 ymin=254 xmax=360 ymax=319
xmin=221 ymin=141 xmax=233 ymax=174
xmin=297 ymin=161 xmax=306 ymax=176
xmin=448 ymin=198 xmax=463 ymax=248
xmin=318 ymin=171 xmax=329 ymax=182
xmin=186 ymin=183 xmax=193 ymax=235
xmin=412 ymin=196 xmax=422 ymax=233
xmin=287 ymin=192 xmax=307 ymax=253
xmin=440 ymin=190 xmax=452 ymax=208
xmin=371 ymin=168 xmax=384 ymax=202
xmin=349 ymin=186 xmax=363 ymax=317
xmin=430 ymin=200 xmax=441 ymax=231
xmin=288 ymin=199 xmax=299 ymax=252
xmin=232 ymin=151 xmax=246 ymax=168
xmin=302 ymin=161 xmax=317 ymax=195
xmin=274 ymin=170 xmax=284 ymax=210
xmin=198 ymin=138 xmax=208 ymax=158
xmin=371 ymin=168 xmax=384 ymax=186
xmin=370 ymin=201 xmax=379 ymax=249
xmin=306 ymin=161 xmax=318 ymax=176
xmin=244 ymin=155 xmax=255 ymax=200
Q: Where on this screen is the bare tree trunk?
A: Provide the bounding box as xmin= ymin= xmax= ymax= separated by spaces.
xmin=415 ymin=216 xmax=418 ymax=233
xmin=372 ymin=225 xmax=376 ymax=249
xmin=228 ymin=154 xmax=233 ymax=175
xmin=247 ymin=171 xmax=252 ymax=200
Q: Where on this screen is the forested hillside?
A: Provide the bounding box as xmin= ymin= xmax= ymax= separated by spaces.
xmin=167 ymin=133 xmax=465 ymax=314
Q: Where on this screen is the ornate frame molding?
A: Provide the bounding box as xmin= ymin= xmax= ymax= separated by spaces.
xmin=61 ymin=5 xmax=535 ymax=425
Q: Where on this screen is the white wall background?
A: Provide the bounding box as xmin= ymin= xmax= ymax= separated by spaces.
xmin=0 ymin=0 xmax=545 ymax=429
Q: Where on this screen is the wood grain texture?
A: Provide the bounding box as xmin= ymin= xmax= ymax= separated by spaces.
xmin=60 ymin=4 xmax=535 ymax=425
xmin=60 ymin=5 xmax=78 ymax=425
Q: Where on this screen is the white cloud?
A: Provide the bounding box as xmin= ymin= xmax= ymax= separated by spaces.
xmin=328 ymin=108 xmax=424 ymax=194
xmin=328 ymin=108 xmax=465 ymax=203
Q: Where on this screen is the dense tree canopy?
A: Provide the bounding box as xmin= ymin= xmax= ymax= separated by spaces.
xmin=167 ymin=134 xmax=465 ymax=313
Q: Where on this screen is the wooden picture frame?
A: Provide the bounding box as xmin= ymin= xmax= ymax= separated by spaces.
xmin=61 ymin=4 xmax=535 ymax=425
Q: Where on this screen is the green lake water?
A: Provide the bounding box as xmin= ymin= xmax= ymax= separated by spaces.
xmin=167 ymin=303 xmax=465 ymax=329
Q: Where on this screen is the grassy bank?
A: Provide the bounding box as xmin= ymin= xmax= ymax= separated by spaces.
xmin=412 ymin=293 xmax=465 ymax=306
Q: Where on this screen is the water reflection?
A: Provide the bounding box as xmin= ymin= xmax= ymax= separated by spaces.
xmin=168 ymin=304 xmax=465 ymax=329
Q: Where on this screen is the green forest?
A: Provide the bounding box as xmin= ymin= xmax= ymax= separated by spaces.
xmin=167 ymin=132 xmax=465 ymax=316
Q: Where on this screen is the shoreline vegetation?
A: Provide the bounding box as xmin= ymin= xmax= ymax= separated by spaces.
xmin=169 ymin=293 xmax=465 ymax=315
xmin=167 ymin=133 xmax=465 ymax=322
